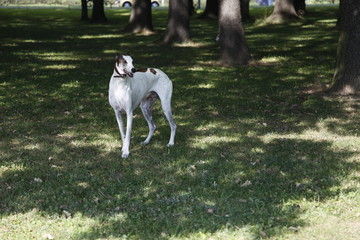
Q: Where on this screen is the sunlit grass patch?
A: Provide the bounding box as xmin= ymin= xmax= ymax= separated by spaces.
xmin=74 ymin=34 xmax=125 ymax=39
xmin=34 ymin=52 xmax=80 ymax=61
xmin=43 ymin=64 xmax=78 ymax=70
xmin=0 ymin=210 xmax=98 ymax=240
xmin=260 ymin=56 xmax=288 ymax=64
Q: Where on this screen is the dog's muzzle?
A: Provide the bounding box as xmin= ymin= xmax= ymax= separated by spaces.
xmin=124 ymin=69 xmax=134 ymax=78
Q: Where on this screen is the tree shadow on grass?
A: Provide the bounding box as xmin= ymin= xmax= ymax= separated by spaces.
xmin=1 ymin=118 xmax=358 ymax=239
xmin=2 ymin=59 xmax=359 ymax=240
xmin=1 ymin=75 xmax=359 ymax=238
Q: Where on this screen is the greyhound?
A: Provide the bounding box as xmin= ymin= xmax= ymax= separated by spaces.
xmin=108 ymin=54 xmax=176 ymax=158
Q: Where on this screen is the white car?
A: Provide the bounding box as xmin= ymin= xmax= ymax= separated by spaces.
xmin=115 ymin=0 xmax=161 ymax=7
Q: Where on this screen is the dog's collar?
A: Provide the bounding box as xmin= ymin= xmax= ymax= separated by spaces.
xmin=114 ymin=74 xmax=127 ymax=78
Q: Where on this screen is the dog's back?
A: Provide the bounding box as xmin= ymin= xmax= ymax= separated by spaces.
xmin=131 ymin=68 xmax=173 ymax=107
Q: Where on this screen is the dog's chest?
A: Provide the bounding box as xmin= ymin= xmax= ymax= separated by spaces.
xmin=109 ymin=73 xmax=160 ymax=111
xmin=109 ymin=78 xmax=132 ymax=109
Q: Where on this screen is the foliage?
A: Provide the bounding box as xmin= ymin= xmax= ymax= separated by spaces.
xmin=1 ymin=6 xmax=359 ymax=240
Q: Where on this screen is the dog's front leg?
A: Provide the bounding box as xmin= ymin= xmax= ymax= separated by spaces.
xmin=121 ymin=111 xmax=133 ymax=158
xmin=114 ymin=110 xmax=125 ymax=143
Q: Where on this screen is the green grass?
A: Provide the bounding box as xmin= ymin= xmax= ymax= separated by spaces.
xmin=1 ymin=6 xmax=359 ymax=240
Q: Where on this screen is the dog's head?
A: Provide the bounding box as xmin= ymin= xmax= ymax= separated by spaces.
xmin=114 ymin=54 xmax=136 ymax=78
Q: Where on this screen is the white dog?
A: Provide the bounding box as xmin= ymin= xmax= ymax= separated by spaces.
xmin=109 ymin=54 xmax=176 ymax=158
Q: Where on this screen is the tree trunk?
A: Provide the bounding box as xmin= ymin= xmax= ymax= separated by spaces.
xmin=241 ymin=0 xmax=251 ymax=22
xmin=199 ymin=0 xmax=218 ymax=19
xmin=189 ymin=0 xmax=195 ymax=15
xmin=124 ymin=0 xmax=153 ymax=34
xmin=293 ymin=0 xmax=306 ymax=15
xmin=219 ymin=0 xmax=251 ymax=66
xmin=329 ymin=0 xmax=360 ymax=94
xmin=265 ymin=0 xmax=300 ymax=24
xmin=161 ymin=0 xmax=192 ymax=44
xmin=91 ymin=0 xmax=107 ymax=23
xmin=81 ymin=0 xmax=89 ymax=21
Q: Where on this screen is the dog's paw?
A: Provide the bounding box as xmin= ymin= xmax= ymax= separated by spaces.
xmin=121 ymin=153 xmax=129 ymax=158
xmin=166 ymin=143 xmax=174 ymax=147
xmin=141 ymin=141 xmax=150 ymax=145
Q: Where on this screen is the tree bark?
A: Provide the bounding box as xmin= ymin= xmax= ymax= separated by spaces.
xmin=219 ymin=0 xmax=251 ymax=66
xmin=161 ymin=0 xmax=192 ymax=44
xmin=200 ymin=0 xmax=251 ymax=22
xmin=91 ymin=0 xmax=107 ymax=23
xmin=189 ymin=0 xmax=195 ymax=15
xmin=199 ymin=0 xmax=218 ymax=19
xmin=293 ymin=0 xmax=306 ymax=15
xmin=265 ymin=0 xmax=300 ymax=24
xmin=81 ymin=0 xmax=89 ymax=21
xmin=329 ymin=0 xmax=360 ymax=94
xmin=241 ymin=0 xmax=251 ymax=22
xmin=124 ymin=0 xmax=153 ymax=34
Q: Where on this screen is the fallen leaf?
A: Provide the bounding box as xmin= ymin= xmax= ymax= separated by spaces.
xmin=240 ymin=180 xmax=252 ymax=187
xmin=43 ymin=233 xmax=54 ymax=239
xmin=289 ymin=226 xmax=300 ymax=232
xmin=34 ymin=178 xmax=43 ymax=183
xmin=251 ymin=159 xmax=260 ymax=165
xmin=207 ymin=208 xmax=214 ymax=214
xmin=62 ymin=210 xmax=72 ymax=218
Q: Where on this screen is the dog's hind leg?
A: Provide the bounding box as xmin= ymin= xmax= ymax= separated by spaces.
xmin=162 ymin=104 xmax=176 ymax=147
xmin=140 ymin=92 xmax=158 ymax=145
xmin=158 ymin=95 xmax=176 ymax=147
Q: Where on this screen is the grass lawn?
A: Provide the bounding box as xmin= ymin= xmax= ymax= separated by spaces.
xmin=1 ymin=6 xmax=359 ymax=240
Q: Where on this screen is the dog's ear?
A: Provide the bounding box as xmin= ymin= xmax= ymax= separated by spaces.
xmin=115 ymin=54 xmax=120 ymax=63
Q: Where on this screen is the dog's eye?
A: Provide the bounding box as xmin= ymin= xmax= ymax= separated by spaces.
xmin=123 ymin=60 xmax=127 ymax=64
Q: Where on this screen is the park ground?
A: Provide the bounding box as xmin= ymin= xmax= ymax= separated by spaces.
xmin=1 ymin=6 xmax=359 ymax=240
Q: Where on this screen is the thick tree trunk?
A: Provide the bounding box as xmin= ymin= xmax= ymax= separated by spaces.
xmin=241 ymin=0 xmax=251 ymax=22
xmin=199 ymin=0 xmax=218 ymax=19
xmin=124 ymin=0 xmax=153 ymax=34
xmin=91 ymin=0 xmax=107 ymax=23
xmin=161 ymin=0 xmax=192 ymax=44
xmin=219 ymin=0 xmax=251 ymax=66
xmin=189 ymin=0 xmax=195 ymax=15
xmin=266 ymin=0 xmax=300 ymax=24
xmin=293 ymin=0 xmax=306 ymax=15
xmin=329 ymin=0 xmax=360 ymax=94
xmin=81 ymin=0 xmax=89 ymax=21
xmin=200 ymin=0 xmax=251 ymax=22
